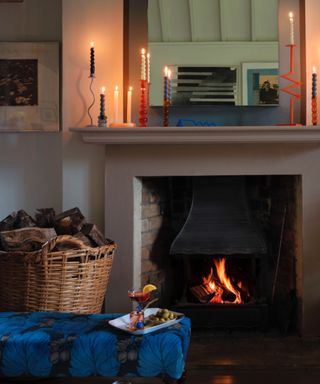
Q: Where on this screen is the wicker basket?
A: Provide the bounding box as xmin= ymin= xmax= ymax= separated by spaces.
xmin=0 ymin=236 xmax=116 ymax=314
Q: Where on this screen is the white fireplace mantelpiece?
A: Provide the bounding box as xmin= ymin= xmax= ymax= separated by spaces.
xmin=71 ymin=126 xmax=320 ymax=336
xmin=70 ymin=126 xmax=320 ymax=145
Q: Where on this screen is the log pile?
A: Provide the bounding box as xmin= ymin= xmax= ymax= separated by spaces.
xmin=0 ymin=207 xmax=110 ymax=252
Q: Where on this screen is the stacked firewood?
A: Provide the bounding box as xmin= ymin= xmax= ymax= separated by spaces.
xmin=0 ymin=207 xmax=110 ymax=253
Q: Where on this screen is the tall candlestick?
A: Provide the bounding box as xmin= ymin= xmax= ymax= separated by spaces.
xmin=141 ymin=48 xmax=146 ymax=80
xmin=127 ymin=86 xmax=132 ymax=124
xmin=90 ymin=41 xmax=95 ymax=77
xmin=312 ymin=66 xmax=318 ymax=125
xmin=98 ymin=86 xmax=107 ymax=127
xmin=289 ymin=12 xmax=294 ymax=45
xmin=147 ymin=52 xmax=151 ymax=84
xmin=114 ymin=85 xmax=119 ymax=124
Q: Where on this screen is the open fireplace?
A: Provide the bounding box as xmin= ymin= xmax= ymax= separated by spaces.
xmin=140 ymin=175 xmax=301 ymax=332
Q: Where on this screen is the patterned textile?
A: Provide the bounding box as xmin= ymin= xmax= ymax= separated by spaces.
xmin=0 ymin=312 xmax=190 ymax=380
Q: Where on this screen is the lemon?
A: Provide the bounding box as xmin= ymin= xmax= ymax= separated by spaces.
xmin=142 ymin=284 xmax=157 ymax=294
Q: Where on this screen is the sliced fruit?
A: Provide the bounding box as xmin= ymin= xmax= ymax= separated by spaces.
xmin=142 ymin=284 xmax=157 ymax=294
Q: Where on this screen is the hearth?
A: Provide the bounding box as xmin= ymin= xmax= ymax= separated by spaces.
xmin=140 ymin=175 xmax=300 ymax=332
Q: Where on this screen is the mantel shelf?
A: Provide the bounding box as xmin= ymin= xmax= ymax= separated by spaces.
xmin=69 ymin=126 xmax=320 ymax=145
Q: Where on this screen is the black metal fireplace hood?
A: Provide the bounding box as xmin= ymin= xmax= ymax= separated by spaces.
xmin=170 ymin=177 xmax=267 ymax=255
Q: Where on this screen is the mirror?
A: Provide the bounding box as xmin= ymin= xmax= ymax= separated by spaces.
xmin=148 ymin=0 xmax=279 ymax=107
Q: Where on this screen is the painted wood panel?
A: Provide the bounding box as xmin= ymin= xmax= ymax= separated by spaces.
xmin=188 ymin=0 xmax=221 ymax=41
xmin=251 ymin=0 xmax=278 ymax=41
xmin=159 ymin=0 xmax=191 ymax=42
xmin=219 ymin=0 xmax=251 ymax=41
xmin=148 ymin=0 xmax=162 ymax=42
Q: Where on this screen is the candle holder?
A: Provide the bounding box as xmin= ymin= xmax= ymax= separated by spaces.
xmin=280 ymin=44 xmax=302 ymax=125
xmin=312 ymin=96 xmax=318 ymax=126
xmin=139 ymin=79 xmax=148 ymax=127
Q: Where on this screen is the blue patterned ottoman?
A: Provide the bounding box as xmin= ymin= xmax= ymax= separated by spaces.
xmin=0 ymin=312 xmax=190 ymax=383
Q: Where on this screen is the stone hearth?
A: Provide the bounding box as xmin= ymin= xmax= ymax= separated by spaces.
xmin=72 ymin=126 xmax=320 ymax=336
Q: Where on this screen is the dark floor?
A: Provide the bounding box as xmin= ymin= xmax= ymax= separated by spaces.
xmin=3 ymin=333 xmax=320 ymax=384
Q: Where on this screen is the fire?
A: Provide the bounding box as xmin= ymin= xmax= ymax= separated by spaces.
xmin=202 ymin=257 xmax=244 ymax=304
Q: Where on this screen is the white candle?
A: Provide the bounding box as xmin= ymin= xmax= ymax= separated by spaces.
xmin=114 ymin=85 xmax=119 ymax=123
xmin=289 ymin=12 xmax=294 ymax=45
xmin=127 ymin=86 xmax=132 ymax=124
xmin=141 ymin=48 xmax=146 ymax=80
xmin=147 ymin=52 xmax=151 ymax=83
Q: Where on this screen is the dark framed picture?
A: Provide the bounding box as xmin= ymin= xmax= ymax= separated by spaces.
xmin=242 ymin=63 xmax=279 ymax=106
xmin=0 ymin=42 xmax=59 ymax=131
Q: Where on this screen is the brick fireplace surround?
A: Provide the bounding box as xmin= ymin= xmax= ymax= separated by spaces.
xmin=72 ymin=126 xmax=320 ymax=336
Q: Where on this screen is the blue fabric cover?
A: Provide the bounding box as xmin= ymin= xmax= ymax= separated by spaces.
xmin=0 ymin=312 xmax=190 ymax=380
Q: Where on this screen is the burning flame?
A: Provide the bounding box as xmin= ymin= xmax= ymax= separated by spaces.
xmin=202 ymin=257 xmax=245 ymax=304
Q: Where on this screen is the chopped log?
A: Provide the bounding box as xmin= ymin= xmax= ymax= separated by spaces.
xmin=52 ymin=235 xmax=87 ymax=252
xmin=190 ymin=284 xmax=216 ymax=304
xmin=74 ymin=232 xmax=94 ymax=247
xmin=0 ymin=212 xmax=17 ymax=231
xmin=15 ymin=210 xmax=36 ymax=228
xmin=35 ymin=208 xmax=56 ymax=228
xmin=54 ymin=207 xmax=85 ymax=235
xmin=81 ymin=223 xmax=107 ymax=246
xmin=0 ymin=227 xmax=56 ymax=252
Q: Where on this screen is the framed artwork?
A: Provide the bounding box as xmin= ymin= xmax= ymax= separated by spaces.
xmin=242 ymin=62 xmax=279 ymax=106
xmin=0 ymin=42 xmax=59 ymax=131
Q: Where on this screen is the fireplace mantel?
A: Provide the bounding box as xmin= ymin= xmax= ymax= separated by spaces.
xmin=70 ymin=126 xmax=320 ymax=145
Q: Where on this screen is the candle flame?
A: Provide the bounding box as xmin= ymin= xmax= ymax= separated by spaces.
xmin=164 ymin=66 xmax=168 ymax=77
xmin=313 ymin=66 xmax=317 ymax=74
xmin=168 ymin=69 xmax=172 ymax=79
xmin=129 ymin=86 xmax=133 ymax=91
xmin=141 ymin=48 xmax=146 ymax=55
xmin=289 ymin=12 xmax=293 ymax=19
xmin=101 ymin=86 xmax=105 ymax=94
xmin=90 ymin=41 xmax=95 ymax=48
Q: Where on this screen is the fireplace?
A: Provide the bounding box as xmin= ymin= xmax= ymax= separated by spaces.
xmin=140 ymin=175 xmax=301 ymax=331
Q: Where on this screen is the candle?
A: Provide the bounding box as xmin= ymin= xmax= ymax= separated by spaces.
xmin=90 ymin=41 xmax=95 ymax=77
xmin=312 ymin=66 xmax=317 ymax=98
xmin=114 ymin=85 xmax=119 ymax=123
xmin=141 ymin=48 xmax=146 ymax=80
xmin=164 ymin=66 xmax=168 ymax=100
xmin=127 ymin=86 xmax=133 ymax=124
xmin=147 ymin=52 xmax=151 ymax=84
xmin=168 ymin=68 xmax=172 ymax=102
xmin=289 ymin=12 xmax=294 ymax=45
xmin=100 ymin=86 xmax=106 ymax=118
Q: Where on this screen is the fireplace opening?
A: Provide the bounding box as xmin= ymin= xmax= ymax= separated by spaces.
xmin=139 ymin=175 xmax=301 ymax=332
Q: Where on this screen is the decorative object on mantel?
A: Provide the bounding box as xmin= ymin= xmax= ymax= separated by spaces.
xmin=163 ymin=66 xmax=171 ymax=127
xmin=98 ymin=86 xmax=107 ymax=127
xmin=279 ymin=12 xmax=302 ymax=126
xmin=176 ymin=119 xmax=217 ymax=127
xmin=87 ymin=41 xmax=96 ymax=127
xmin=139 ymin=48 xmax=149 ymax=127
xmin=312 ymin=66 xmax=318 ymax=126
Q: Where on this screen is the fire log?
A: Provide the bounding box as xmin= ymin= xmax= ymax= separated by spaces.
xmin=0 ymin=227 xmax=56 ymax=252
xmin=190 ymin=284 xmax=216 ymax=304
xmin=54 ymin=207 xmax=85 ymax=235
xmin=81 ymin=223 xmax=107 ymax=246
xmin=15 ymin=210 xmax=36 ymax=228
xmin=35 ymin=208 xmax=56 ymax=228
xmin=0 ymin=212 xmax=16 ymax=231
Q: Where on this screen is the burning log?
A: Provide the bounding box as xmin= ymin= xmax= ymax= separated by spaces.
xmin=190 ymin=284 xmax=216 ymax=303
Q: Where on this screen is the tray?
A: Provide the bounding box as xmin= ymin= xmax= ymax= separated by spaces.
xmin=109 ymin=308 xmax=184 ymax=335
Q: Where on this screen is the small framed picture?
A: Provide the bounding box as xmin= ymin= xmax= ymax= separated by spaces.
xmin=242 ymin=62 xmax=279 ymax=106
xmin=0 ymin=42 xmax=59 ymax=131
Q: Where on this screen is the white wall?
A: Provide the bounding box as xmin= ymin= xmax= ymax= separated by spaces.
xmin=0 ymin=0 xmax=123 ymax=231
xmin=62 ymin=0 xmax=124 ymax=231
xmin=0 ymin=0 xmax=63 ymax=218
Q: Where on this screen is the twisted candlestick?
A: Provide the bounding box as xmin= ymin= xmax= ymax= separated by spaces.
xmin=312 ymin=72 xmax=317 ymax=125
xmin=163 ymin=75 xmax=170 ymax=127
xmin=98 ymin=93 xmax=107 ymax=127
xmin=87 ymin=77 xmax=95 ymax=127
xmin=90 ymin=46 xmax=95 ymax=78
xmin=139 ymin=79 xmax=148 ymax=127
xmin=280 ymin=44 xmax=302 ymax=125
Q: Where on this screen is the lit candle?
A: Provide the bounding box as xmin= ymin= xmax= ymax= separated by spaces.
xmin=90 ymin=41 xmax=95 ymax=77
xmin=141 ymin=48 xmax=146 ymax=80
xmin=147 ymin=52 xmax=151 ymax=84
xmin=289 ymin=12 xmax=294 ymax=45
xmin=168 ymin=68 xmax=172 ymax=102
xmin=312 ymin=66 xmax=317 ymax=98
xmin=100 ymin=86 xmax=106 ymax=118
xmin=114 ymin=85 xmax=119 ymax=123
xmin=127 ymin=86 xmax=133 ymax=124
